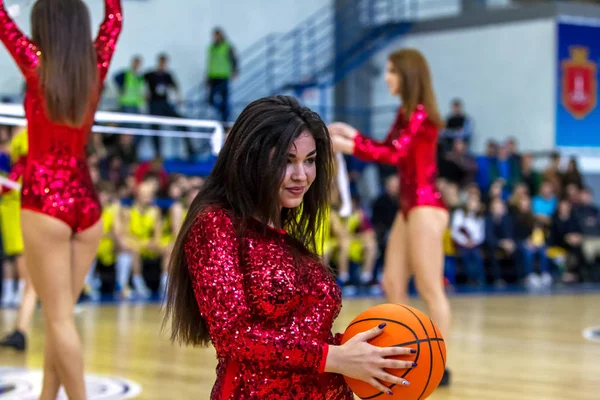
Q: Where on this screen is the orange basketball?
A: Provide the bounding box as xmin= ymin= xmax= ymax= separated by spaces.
xmin=341 ymin=303 xmax=446 ymax=399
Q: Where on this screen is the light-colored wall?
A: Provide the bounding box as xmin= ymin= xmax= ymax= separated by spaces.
xmin=0 ymin=0 xmax=330 ymax=97
xmin=371 ymin=19 xmax=556 ymax=153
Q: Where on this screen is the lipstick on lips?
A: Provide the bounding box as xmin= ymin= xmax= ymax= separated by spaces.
xmin=285 ymin=186 xmax=305 ymax=195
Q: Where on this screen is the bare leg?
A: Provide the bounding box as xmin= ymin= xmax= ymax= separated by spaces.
xmin=21 ymin=210 xmax=91 ymax=400
xmin=71 ymin=220 xmax=103 ymax=301
xmin=358 ymin=230 xmax=378 ymax=283
xmin=14 ymin=255 xmax=37 ymax=334
xmin=382 ymin=213 xmax=410 ymax=305
xmin=408 ymin=207 xmax=451 ymax=338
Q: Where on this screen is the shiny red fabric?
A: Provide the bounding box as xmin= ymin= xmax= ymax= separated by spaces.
xmin=353 ymin=105 xmax=446 ymax=215
xmin=0 ymin=0 xmax=123 ymax=231
xmin=185 ymin=207 xmax=354 ymax=399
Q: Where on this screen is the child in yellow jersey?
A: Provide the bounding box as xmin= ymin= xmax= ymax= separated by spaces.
xmin=1 ymin=128 xmax=27 ymax=307
xmin=0 ymin=128 xmax=37 ymax=352
xmin=118 ymin=180 xmax=162 ymax=299
xmin=159 ymin=184 xmax=200 ymax=295
xmin=84 ymin=183 xmax=119 ymax=301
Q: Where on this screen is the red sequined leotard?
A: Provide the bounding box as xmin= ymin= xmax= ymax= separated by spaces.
xmin=353 ymin=105 xmax=446 ymax=216
xmin=186 ymin=207 xmax=354 ymax=399
xmin=0 ymin=0 xmax=123 ymax=232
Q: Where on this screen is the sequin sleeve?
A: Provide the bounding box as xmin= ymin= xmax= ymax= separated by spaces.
xmin=0 ymin=0 xmax=39 ymax=75
xmin=353 ymin=105 xmax=429 ymax=165
xmin=95 ymin=0 xmax=123 ymax=82
xmin=185 ymin=208 xmax=328 ymax=372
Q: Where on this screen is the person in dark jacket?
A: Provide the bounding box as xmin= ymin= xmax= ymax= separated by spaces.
xmin=371 ymin=175 xmax=399 ymax=263
xmin=574 ymin=187 xmax=600 ymax=281
xmin=485 ymin=197 xmax=514 ymax=286
xmin=512 ymin=196 xmax=551 ymax=289
xmin=550 ymin=199 xmax=586 ymax=282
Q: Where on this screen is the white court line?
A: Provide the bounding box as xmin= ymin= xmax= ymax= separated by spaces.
xmin=582 ymin=326 xmax=600 ymax=343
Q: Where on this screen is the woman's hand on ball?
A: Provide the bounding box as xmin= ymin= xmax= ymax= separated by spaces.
xmin=328 ymin=122 xmax=358 ymax=155
xmin=325 ymin=323 xmax=414 ymax=394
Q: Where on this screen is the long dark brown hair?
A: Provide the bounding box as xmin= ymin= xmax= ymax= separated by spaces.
xmin=388 ymin=48 xmax=443 ymax=128
xmin=163 ymin=96 xmax=335 ymax=347
xmin=31 ymin=0 xmax=98 ymax=126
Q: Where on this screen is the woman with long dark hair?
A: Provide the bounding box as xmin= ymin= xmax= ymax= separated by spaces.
xmin=329 ymin=49 xmax=452 ymax=384
xmin=0 ymin=1 xmax=122 ymax=398
xmin=164 ymin=96 xmax=416 ymax=398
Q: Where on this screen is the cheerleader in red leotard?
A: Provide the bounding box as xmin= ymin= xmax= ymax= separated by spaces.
xmin=329 ymin=49 xmax=452 ymax=385
xmin=0 ymin=1 xmax=122 ymax=398
xmin=164 ymin=96 xmax=417 ymax=399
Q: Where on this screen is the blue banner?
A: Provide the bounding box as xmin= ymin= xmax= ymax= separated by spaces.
xmin=556 ymin=21 xmax=600 ymax=148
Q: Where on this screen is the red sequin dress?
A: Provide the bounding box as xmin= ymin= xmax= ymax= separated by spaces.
xmin=353 ymin=105 xmax=446 ymax=216
xmin=185 ymin=207 xmax=354 ymax=399
xmin=0 ymin=0 xmax=123 ymax=232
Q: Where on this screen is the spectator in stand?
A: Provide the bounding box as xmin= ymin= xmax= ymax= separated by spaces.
xmin=512 ymin=195 xmax=551 ymax=289
xmin=475 ymin=140 xmax=499 ymax=192
xmin=485 ymin=140 xmax=499 ymax=159
xmin=550 ymin=199 xmax=586 ymax=282
xmin=89 ymin=131 xmax=108 ymax=161
xmin=439 ymin=180 xmax=460 ymax=212
xmin=563 ymin=157 xmax=583 ymax=190
xmin=575 ymin=187 xmax=600 ymax=281
xmin=508 ymin=183 xmax=529 ymax=213
xmin=484 ymin=178 xmax=507 ymax=207
xmin=145 ymin=53 xmax=195 ymax=160
xmin=442 ymin=98 xmax=473 ymax=150
xmin=100 ymin=155 xmax=129 ymax=187
xmin=134 ymin=158 xmax=169 ymax=193
xmin=206 ymin=27 xmax=238 ymax=123
xmin=438 ymin=138 xmax=478 ymax=188
xmin=520 ymin=153 xmax=541 ymax=196
xmin=505 ymin=137 xmax=522 ymax=172
xmin=542 ymin=151 xmax=563 ymax=194
xmin=451 ymin=195 xmax=486 ymax=286
xmin=489 ymin=144 xmax=520 ymax=192
xmin=114 ymin=56 xmax=145 ymax=114
xmin=532 ymin=180 xmax=558 ymax=227
xmin=485 ymin=197 xmax=514 ymax=287
xmin=114 ymin=134 xmax=138 ymax=166
xmin=564 ymin=183 xmax=580 ymax=205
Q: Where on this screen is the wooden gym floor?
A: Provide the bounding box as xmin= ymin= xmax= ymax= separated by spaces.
xmin=1 ymin=291 xmax=600 ymax=399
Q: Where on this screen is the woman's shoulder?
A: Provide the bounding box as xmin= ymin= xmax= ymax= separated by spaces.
xmin=190 ymin=206 xmax=238 ymax=234
xmin=405 ymin=105 xmax=439 ymax=131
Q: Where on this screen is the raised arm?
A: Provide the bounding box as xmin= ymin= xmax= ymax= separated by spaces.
xmin=186 ymin=209 xmax=328 ymax=372
xmin=353 ymin=105 xmax=430 ymax=165
xmin=0 ymin=0 xmax=39 ymax=75
xmin=95 ymin=0 xmax=123 ymax=82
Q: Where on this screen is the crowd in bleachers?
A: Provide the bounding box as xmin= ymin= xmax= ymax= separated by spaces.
xmin=2 ymin=94 xmax=600 ymax=305
xmin=326 ymin=100 xmax=600 ymax=295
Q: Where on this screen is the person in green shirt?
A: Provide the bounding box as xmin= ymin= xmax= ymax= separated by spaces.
xmin=114 ymin=56 xmax=145 ymax=114
xmin=206 ymin=27 xmax=238 ymax=122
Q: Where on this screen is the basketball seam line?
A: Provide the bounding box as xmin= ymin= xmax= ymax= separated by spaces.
xmin=347 ymin=317 xmax=420 ymax=399
xmin=429 ymin=318 xmax=445 ymax=367
xmin=399 ymin=305 xmax=433 ymax=400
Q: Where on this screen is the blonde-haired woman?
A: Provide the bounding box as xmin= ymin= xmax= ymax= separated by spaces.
xmin=329 ymin=48 xmax=451 ymax=385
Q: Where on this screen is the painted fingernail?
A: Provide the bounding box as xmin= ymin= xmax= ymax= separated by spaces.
xmin=378 ymin=322 xmax=387 ymax=329
xmin=402 ymin=380 xmax=410 ymax=386
xmin=410 ymin=349 xmax=417 ymax=354
xmin=387 ymin=390 xmax=393 ymax=395
xmin=412 ymin=362 xmax=417 ymax=367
